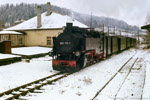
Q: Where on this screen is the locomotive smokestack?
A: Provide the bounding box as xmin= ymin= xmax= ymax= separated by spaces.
xmin=66 ymin=23 xmax=72 ymax=33
xmin=47 ymin=2 xmax=52 ymax=16
xmin=37 ymin=5 xmax=42 ymax=28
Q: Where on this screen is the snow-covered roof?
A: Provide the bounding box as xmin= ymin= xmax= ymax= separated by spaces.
xmin=0 ymin=30 xmax=23 ymax=34
xmin=6 ymin=12 xmax=88 ymax=30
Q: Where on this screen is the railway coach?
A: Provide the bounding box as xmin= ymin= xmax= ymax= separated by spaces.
xmin=105 ymin=36 xmax=136 ymax=56
xmin=51 ymin=23 xmax=136 ymax=72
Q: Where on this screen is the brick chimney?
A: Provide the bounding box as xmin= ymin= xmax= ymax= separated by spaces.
xmin=47 ymin=2 xmax=52 ymax=16
xmin=37 ymin=5 xmax=42 ymax=28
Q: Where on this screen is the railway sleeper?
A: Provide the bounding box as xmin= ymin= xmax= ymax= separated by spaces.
xmin=39 ymin=81 xmax=47 ymax=84
xmin=19 ymin=88 xmax=28 ymax=92
xmin=33 ymin=90 xmax=43 ymax=93
xmin=18 ymin=97 xmax=28 ymax=100
xmin=33 ymin=83 xmax=42 ymax=86
xmin=11 ymin=91 xmax=21 ymax=95
xmin=28 ymin=88 xmax=35 ymax=93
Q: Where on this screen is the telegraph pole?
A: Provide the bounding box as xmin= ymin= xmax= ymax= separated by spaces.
xmin=108 ymin=27 xmax=109 ymax=36
xmin=114 ymin=26 xmax=115 ymax=34
xmin=90 ymin=12 xmax=93 ymax=30
xmin=138 ymin=29 xmax=140 ymax=47
xmin=103 ymin=24 xmax=105 ymax=57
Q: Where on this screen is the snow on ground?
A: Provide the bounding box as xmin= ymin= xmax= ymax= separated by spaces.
xmin=24 ymin=49 xmax=138 ymax=100
xmin=0 ymin=55 xmax=57 ymax=93
xmin=142 ymin=49 xmax=150 ymax=100
xmin=0 ymin=53 xmax=20 ymax=59
xmin=0 ymin=47 xmax=150 ymax=100
xmin=94 ymin=50 xmax=147 ymax=100
xmin=12 ymin=46 xmax=52 ymax=55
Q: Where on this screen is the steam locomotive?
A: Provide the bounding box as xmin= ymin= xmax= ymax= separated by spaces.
xmin=51 ymin=23 xmax=136 ymax=72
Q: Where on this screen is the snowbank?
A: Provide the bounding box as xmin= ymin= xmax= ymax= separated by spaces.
xmin=0 ymin=53 xmax=20 ymax=60
xmin=12 ymin=47 xmax=52 ymax=56
xmin=0 ymin=56 xmax=55 ymax=93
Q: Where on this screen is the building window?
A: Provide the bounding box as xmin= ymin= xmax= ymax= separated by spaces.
xmin=47 ymin=37 xmax=52 ymax=45
xmin=11 ymin=35 xmax=17 ymax=46
xmin=18 ymin=36 xmax=23 ymax=45
xmin=1 ymin=35 xmax=9 ymax=41
xmin=47 ymin=40 xmax=51 ymax=45
xmin=18 ymin=38 xmax=23 ymax=44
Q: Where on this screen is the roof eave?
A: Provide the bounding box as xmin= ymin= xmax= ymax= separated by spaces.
xmin=141 ymin=24 xmax=150 ymax=29
xmin=7 ymin=27 xmax=64 ymax=31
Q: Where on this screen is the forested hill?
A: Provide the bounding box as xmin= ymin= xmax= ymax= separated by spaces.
xmin=0 ymin=3 xmax=46 ymax=26
xmin=0 ymin=3 xmax=139 ymax=31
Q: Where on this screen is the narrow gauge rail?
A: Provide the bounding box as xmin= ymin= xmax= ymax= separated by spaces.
xmin=140 ymin=65 xmax=146 ymax=99
xmin=114 ymin=58 xmax=138 ymax=99
xmin=92 ymin=51 xmax=138 ymax=100
xmin=0 ymin=72 xmax=70 ymax=100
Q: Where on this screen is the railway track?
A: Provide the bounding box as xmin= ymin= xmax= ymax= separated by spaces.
xmin=91 ymin=52 xmax=138 ymax=100
xmin=140 ymin=64 xmax=146 ymax=100
xmin=0 ymin=53 xmax=106 ymax=100
xmin=0 ymin=72 xmax=71 ymax=100
xmin=113 ymin=57 xmax=138 ymax=100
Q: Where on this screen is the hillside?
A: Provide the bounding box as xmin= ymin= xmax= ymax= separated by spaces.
xmin=0 ymin=3 xmax=139 ymax=31
xmin=0 ymin=3 xmax=46 ymax=26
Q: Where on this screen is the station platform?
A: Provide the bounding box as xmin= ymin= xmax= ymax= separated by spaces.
xmin=0 ymin=54 xmax=21 ymax=66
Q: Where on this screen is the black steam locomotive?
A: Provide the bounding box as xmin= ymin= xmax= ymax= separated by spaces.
xmin=51 ymin=23 xmax=136 ymax=72
xmin=52 ymin=23 xmax=105 ymax=72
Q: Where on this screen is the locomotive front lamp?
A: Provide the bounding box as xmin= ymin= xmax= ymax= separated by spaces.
xmin=75 ymin=51 xmax=80 ymax=56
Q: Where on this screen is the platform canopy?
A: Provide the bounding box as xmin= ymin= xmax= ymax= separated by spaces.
xmin=141 ymin=24 xmax=150 ymax=32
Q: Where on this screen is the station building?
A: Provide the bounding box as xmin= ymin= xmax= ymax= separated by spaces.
xmin=3 ymin=2 xmax=87 ymax=47
xmin=141 ymin=24 xmax=150 ymax=44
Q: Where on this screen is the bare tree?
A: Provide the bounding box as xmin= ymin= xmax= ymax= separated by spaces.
xmin=145 ymin=14 xmax=150 ymax=24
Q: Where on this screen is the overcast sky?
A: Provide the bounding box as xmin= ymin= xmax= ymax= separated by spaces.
xmin=0 ymin=0 xmax=150 ymax=26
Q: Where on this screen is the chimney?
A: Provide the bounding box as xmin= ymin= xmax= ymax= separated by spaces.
xmin=66 ymin=23 xmax=72 ymax=33
xmin=37 ymin=5 xmax=42 ymax=28
xmin=47 ymin=2 xmax=52 ymax=16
